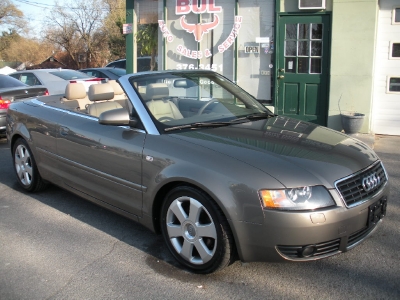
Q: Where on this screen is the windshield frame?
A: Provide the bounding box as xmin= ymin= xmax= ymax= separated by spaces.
xmin=128 ymin=71 xmax=272 ymax=133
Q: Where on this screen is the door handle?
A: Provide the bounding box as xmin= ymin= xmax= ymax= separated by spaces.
xmin=278 ymin=75 xmax=285 ymax=79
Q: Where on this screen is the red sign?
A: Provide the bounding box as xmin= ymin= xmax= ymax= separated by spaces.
xmin=158 ymin=0 xmax=242 ymax=60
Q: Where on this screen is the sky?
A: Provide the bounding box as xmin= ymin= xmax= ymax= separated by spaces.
xmin=7 ymin=0 xmax=56 ymax=36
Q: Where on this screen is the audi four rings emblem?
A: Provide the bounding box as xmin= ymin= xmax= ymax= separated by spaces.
xmin=362 ymin=172 xmax=380 ymax=192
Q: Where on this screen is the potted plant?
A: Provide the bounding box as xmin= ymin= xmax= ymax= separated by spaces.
xmin=341 ymin=112 xmax=365 ymax=134
xmin=338 ymin=95 xmax=365 ymax=134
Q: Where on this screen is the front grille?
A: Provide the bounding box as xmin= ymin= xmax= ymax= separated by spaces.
xmin=277 ymin=238 xmax=340 ymax=259
xmin=335 ymin=161 xmax=387 ymax=207
xmin=347 ymin=226 xmax=374 ymax=248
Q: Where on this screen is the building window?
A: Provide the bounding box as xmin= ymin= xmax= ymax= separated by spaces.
xmin=284 ymin=23 xmax=323 ymax=74
xmin=392 ymin=7 xmax=400 ymax=24
xmin=390 ymin=42 xmax=400 ymax=58
xmin=387 ymin=77 xmax=400 ymax=93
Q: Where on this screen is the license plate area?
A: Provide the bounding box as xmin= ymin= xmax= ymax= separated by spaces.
xmin=368 ymin=197 xmax=387 ymax=227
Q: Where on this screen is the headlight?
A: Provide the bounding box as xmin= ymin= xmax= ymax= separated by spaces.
xmin=259 ymin=186 xmax=335 ymax=211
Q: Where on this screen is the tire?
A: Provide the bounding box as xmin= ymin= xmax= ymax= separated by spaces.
xmin=13 ymin=138 xmax=48 ymax=192
xmin=160 ymin=186 xmax=235 ymax=273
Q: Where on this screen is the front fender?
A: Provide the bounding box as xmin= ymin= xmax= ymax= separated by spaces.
xmin=141 ymin=134 xmax=284 ymax=225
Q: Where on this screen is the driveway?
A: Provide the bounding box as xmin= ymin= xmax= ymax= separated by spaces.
xmin=0 ymin=135 xmax=399 ymax=299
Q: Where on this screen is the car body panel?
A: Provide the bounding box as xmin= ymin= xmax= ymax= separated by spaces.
xmin=6 ymin=70 xmax=390 ymax=265
xmin=170 ymin=120 xmax=378 ymax=189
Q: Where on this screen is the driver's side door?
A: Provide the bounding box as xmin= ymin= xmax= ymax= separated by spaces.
xmin=56 ymin=112 xmax=146 ymax=216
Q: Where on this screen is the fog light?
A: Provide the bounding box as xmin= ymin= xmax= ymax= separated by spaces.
xmin=300 ymin=245 xmax=317 ymax=257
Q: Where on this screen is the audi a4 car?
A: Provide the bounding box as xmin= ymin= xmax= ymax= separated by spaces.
xmin=6 ymin=70 xmax=389 ymax=273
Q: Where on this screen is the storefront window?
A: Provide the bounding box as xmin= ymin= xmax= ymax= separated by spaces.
xmin=154 ymin=0 xmax=273 ymax=101
xmin=237 ymin=0 xmax=274 ymax=100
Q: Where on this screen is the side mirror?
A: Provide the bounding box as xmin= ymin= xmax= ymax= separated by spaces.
xmin=98 ymin=108 xmax=138 ymax=127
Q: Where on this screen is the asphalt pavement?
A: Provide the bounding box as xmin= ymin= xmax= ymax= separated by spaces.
xmin=0 ymin=134 xmax=399 ymax=300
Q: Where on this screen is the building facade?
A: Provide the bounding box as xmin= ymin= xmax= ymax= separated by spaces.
xmin=126 ymin=0 xmax=400 ymax=135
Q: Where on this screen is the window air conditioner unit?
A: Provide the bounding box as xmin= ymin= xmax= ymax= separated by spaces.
xmin=299 ymin=0 xmax=326 ymax=10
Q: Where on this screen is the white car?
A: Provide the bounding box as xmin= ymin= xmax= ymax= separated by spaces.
xmin=9 ymin=69 xmax=102 ymax=95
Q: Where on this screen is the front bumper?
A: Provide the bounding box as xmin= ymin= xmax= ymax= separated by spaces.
xmin=231 ymin=181 xmax=390 ymax=263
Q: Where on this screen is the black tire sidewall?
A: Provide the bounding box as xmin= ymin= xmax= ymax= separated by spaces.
xmin=160 ymin=186 xmax=228 ymax=273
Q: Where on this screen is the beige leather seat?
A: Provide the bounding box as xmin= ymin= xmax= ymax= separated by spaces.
xmin=62 ymin=83 xmax=91 ymax=110
xmin=108 ymin=79 xmax=130 ymax=110
xmin=146 ymin=83 xmax=183 ymax=121
xmin=108 ymin=80 xmax=126 ymax=100
xmin=87 ymin=83 xmax=122 ymax=117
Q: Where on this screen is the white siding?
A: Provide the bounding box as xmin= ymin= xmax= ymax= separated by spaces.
xmin=373 ymin=1 xmax=400 ymax=135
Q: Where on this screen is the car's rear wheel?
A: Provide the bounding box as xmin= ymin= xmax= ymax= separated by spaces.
xmin=13 ymin=138 xmax=47 ymax=192
xmin=160 ymin=186 xmax=235 ymax=273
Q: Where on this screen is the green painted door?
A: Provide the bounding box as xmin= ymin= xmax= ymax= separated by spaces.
xmin=276 ymin=15 xmax=330 ymax=125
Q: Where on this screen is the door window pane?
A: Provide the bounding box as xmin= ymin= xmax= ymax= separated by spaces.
xmin=298 ymin=58 xmax=309 ymax=73
xmin=311 ymin=58 xmax=322 ymax=74
xmin=286 ymin=24 xmax=297 ymax=39
xmin=298 ymin=24 xmax=309 ymax=39
xmin=298 ymin=41 xmax=309 ymax=56
xmin=285 ymin=41 xmax=297 ymax=56
xmin=311 ymin=41 xmax=322 ymax=56
xmin=311 ymin=24 xmax=323 ymax=39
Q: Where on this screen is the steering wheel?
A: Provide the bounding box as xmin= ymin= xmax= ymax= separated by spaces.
xmin=158 ymin=116 xmax=175 ymax=123
xmin=197 ymin=100 xmax=219 ymax=115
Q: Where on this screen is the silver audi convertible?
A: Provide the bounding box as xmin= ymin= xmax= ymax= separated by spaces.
xmin=6 ymin=70 xmax=389 ymax=273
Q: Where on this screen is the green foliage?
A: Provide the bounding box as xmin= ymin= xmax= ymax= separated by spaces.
xmin=136 ymin=24 xmax=158 ymax=56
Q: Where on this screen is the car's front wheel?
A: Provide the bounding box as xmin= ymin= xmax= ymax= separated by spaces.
xmin=13 ymin=138 xmax=47 ymax=192
xmin=160 ymin=186 xmax=235 ymax=273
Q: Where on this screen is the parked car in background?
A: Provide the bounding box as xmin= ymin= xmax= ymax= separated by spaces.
xmin=6 ymin=70 xmax=389 ymax=273
xmin=79 ymin=67 xmax=126 ymax=80
xmin=0 ymin=74 xmax=48 ymax=134
xmin=9 ymin=69 xmax=102 ymax=95
xmin=105 ymin=56 xmax=157 ymax=72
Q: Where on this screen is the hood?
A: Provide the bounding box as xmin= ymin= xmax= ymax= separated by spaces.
xmin=171 ymin=116 xmax=378 ymax=188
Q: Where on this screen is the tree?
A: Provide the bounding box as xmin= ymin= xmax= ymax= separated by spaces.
xmin=0 ymin=29 xmax=20 ymax=57
xmin=0 ymin=0 xmax=26 ymax=31
xmin=2 ymin=37 xmax=55 ymax=66
xmin=103 ymin=0 xmax=126 ymax=60
xmin=136 ymin=24 xmax=158 ymax=71
xmin=43 ymin=0 xmax=109 ymax=68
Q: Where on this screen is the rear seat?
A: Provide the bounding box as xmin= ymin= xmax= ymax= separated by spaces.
xmin=108 ymin=80 xmax=129 ymax=109
xmin=87 ymin=83 xmax=123 ymax=117
xmin=61 ymin=83 xmax=91 ymax=111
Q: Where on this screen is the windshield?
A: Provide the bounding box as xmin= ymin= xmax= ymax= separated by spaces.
xmin=130 ymin=71 xmax=272 ymax=132
xmin=0 ymin=75 xmax=27 ymax=88
xmin=109 ymin=68 xmax=126 ymax=76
